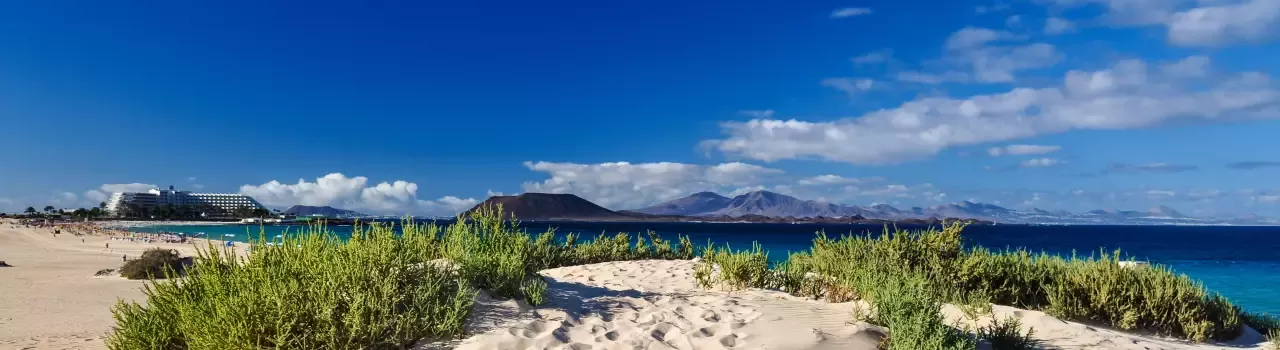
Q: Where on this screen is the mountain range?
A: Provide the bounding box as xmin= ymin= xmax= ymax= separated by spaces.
xmin=463 ymin=193 xmax=989 ymax=225
xmin=630 ymin=191 xmax=1279 ymax=226
xmin=281 ymin=205 xmax=367 ymax=218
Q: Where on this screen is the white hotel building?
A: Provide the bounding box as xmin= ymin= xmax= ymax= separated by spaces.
xmin=104 ymin=186 xmax=268 ymax=219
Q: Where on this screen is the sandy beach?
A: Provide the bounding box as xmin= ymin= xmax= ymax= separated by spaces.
xmin=0 ymin=219 xmax=246 ymax=350
xmin=0 ymin=218 xmax=1270 ymax=350
xmin=431 ymin=260 xmax=1268 ymax=350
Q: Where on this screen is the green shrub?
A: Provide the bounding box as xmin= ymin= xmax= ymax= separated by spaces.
xmin=1244 ymin=312 xmax=1280 ymax=335
xmin=118 ymin=248 xmax=186 ymax=280
xmin=109 ymin=205 xmax=704 ymax=349
xmin=522 ymin=277 xmax=549 ymax=306
xmin=865 ymin=272 xmax=975 ymax=350
xmin=107 ymin=223 xmax=475 ymax=349
xmin=697 ymin=223 xmax=1255 ymax=344
xmin=977 ymin=316 xmax=1039 ymax=350
xmin=695 ymin=243 xmax=769 ymax=291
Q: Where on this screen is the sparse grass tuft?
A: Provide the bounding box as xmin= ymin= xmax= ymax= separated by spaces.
xmin=522 ymin=276 xmax=549 ymax=306
xmin=977 ymin=316 xmax=1039 ymax=350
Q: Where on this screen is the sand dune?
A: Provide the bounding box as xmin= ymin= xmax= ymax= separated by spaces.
xmin=440 ymin=260 xmax=1268 ymax=350
xmin=1 ymin=219 xmax=1270 ymax=349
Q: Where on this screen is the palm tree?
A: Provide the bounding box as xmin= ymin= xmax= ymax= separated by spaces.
xmin=99 ymin=201 xmax=107 ymax=209
xmin=24 ymin=207 xmax=37 ymax=216
xmin=43 ymin=205 xmax=55 ymax=214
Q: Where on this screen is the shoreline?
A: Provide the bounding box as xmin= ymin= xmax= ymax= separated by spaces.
xmin=102 ymin=220 xmax=241 ymax=229
xmin=1 ymin=218 xmax=1272 ymax=349
xmin=0 ymin=219 xmax=248 ymax=349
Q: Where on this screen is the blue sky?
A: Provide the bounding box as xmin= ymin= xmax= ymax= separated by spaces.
xmin=2 ymin=0 xmax=1279 ymax=217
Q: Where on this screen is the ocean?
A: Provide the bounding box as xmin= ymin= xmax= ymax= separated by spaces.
xmin=132 ymin=221 xmax=1280 ymax=315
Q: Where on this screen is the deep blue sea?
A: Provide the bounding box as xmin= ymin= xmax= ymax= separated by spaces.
xmin=133 ymin=221 xmax=1280 ymax=315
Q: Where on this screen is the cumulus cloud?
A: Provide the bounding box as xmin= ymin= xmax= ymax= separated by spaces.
xmin=83 ymin=183 xmax=158 ymax=204
xmin=703 ymin=57 xmax=1280 ymax=164
xmin=987 ymin=144 xmax=1062 ymax=156
xmin=520 ymin=161 xmax=784 ymax=209
xmin=238 ymin=173 xmax=476 ymax=216
xmin=1226 ymin=161 xmax=1280 ymax=169
xmin=830 ymin=7 xmax=873 ymax=18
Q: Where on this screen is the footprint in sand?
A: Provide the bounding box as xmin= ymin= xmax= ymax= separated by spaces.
xmin=649 ymin=322 xmax=680 ymax=342
xmin=719 ymin=333 xmax=741 ymax=347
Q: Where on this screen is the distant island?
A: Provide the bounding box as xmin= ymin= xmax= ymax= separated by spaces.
xmin=464 ymin=192 xmax=994 ymax=225
xmin=465 ymin=190 xmax=1280 ymax=226
xmin=281 ymin=205 xmax=367 ymax=218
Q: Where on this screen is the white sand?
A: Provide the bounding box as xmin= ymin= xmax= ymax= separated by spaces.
xmin=436 ymin=260 xmax=1269 ymax=350
xmin=0 ymin=220 xmax=246 ymax=349
xmin=1 ymin=218 xmax=1270 ymax=350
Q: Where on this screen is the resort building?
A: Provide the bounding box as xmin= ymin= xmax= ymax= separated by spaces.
xmin=104 ymin=186 xmax=268 ymax=219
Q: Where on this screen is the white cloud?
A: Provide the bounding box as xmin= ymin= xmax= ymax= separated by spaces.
xmin=1044 ymin=17 xmax=1077 ymax=34
xmin=1020 ymin=158 xmax=1065 ymax=167
xmin=797 ymin=175 xmax=885 ymax=186
xmin=960 ymin=43 xmax=1062 ymax=83
xmin=1039 ymin=0 xmax=1280 ymax=46
xmin=945 ymin=27 xmax=1021 ymax=51
xmin=988 ymin=144 xmax=1062 ymax=156
xmin=852 ymin=49 xmax=894 ymax=64
xmin=703 ymin=57 xmax=1280 ymax=164
xmin=520 ymin=161 xmax=784 ymax=209
xmin=83 ymin=183 xmax=158 ymax=204
xmin=831 ymin=7 xmax=873 ymax=18
xmin=1167 ymin=0 xmax=1280 ymax=46
xmin=187 ymin=177 xmax=198 ymax=182
xmin=821 ymin=77 xmax=876 ymax=95
xmin=418 ymin=196 xmax=481 ymax=215
xmin=238 ymin=173 xmax=475 ymax=215
xmin=901 ymin=28 xmax=1059 ymax=85
xmin=1160 ymin=55 xmax=1211 ymax=78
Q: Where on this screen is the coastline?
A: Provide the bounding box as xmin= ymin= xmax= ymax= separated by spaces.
xmin=2 ymin=218 xmax=1272 ymax=349
xmin=102 ymin=220 xmax=241 ymax=229
xmin=0 ymin=219 xmax=247 ymax=349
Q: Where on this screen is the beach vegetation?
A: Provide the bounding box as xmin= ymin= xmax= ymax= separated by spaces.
xmin=522 ymin=276 xmax=549 ymax=306
xmin=696 ymin=223 xmax=1255 ymax=345
xmin=1243 ymin=312 xmax=1280 ymax=336
xmin=976 ymin=316 xmax=1039 ymax=350
xmin=107 ymin=205 xmax=699 ymax=349
xmin=118 ymin=248 xmax=186 ymax=280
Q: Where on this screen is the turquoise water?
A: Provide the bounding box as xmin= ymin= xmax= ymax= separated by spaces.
xmin=133 ymin=221 xmax=1280 ymax=315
